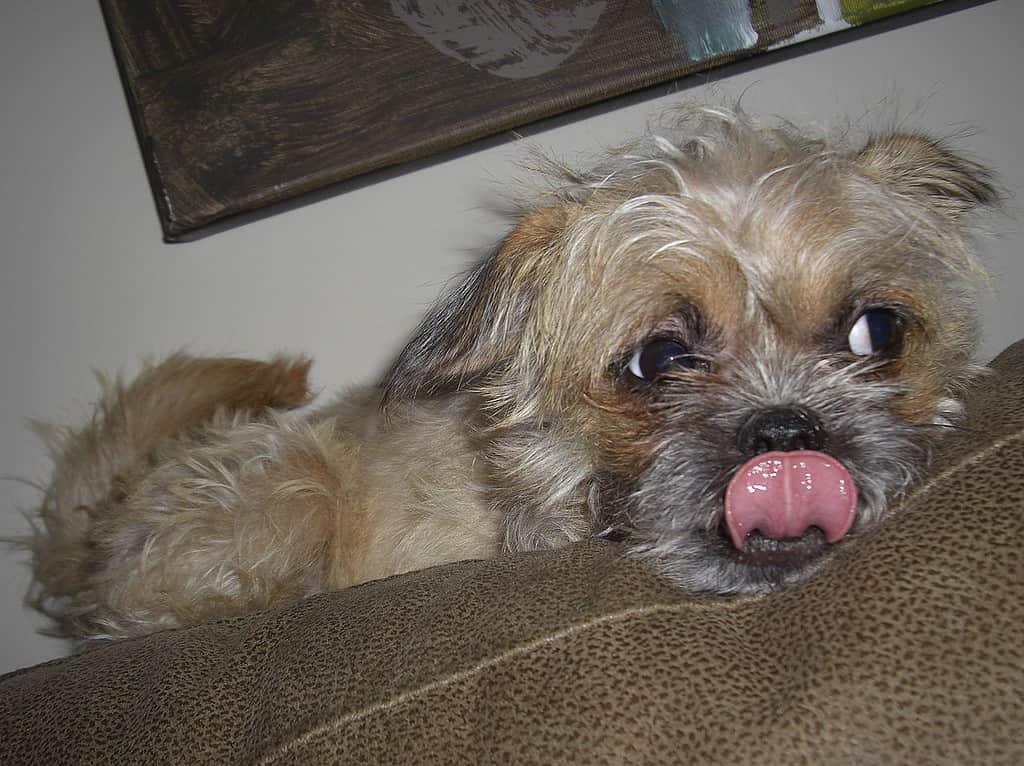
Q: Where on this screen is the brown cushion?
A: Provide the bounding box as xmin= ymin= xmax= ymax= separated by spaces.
xmin=3 ymin=342 xmax=1023 ymax=765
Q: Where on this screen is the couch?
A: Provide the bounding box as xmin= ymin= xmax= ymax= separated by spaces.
xmin=2 ymin=341 xmax=1022 ymax=765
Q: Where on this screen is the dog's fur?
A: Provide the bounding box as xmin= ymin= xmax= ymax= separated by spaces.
xmin=22 ymin=108 xmax=998 ymax=642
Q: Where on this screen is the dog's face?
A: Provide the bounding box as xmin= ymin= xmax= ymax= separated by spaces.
xmin=383 ymin=109 xmax=997 ymax=594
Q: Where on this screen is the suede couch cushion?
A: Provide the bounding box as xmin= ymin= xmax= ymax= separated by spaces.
xmin=2 ymin=342 xmax=1023 ymax=765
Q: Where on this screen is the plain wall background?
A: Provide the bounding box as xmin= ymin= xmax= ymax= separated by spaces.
xmin=1 ymin=0 xmax=1020 ymax=673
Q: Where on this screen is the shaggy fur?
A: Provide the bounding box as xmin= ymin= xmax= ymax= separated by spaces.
xmin=21 ymin=107 xmax=998 ymax=642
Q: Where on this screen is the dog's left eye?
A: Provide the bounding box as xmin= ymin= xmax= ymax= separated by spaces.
xmin=627 ymin=339 xmax=706 ymax=380
xmin=847 ymin=309 xmax=903 ymax=356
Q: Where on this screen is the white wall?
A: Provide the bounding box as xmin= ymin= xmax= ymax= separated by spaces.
xmin=1 ymin=0 xmax=1020 ymax=673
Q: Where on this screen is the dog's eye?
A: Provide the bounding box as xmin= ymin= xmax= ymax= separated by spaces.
xmin=627 ymin=339 xmax=706 ymax=380
xmin=847 ymin=309 xmax=903 ymax=356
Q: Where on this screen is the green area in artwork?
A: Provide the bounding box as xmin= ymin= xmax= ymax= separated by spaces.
xmin=840 ymin=0 xmax=942 ymax=24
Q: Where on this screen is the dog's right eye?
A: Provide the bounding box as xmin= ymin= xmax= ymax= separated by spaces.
xmin=627 ymin=339 xmax=707 ymax=381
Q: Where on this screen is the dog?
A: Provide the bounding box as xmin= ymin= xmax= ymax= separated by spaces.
xmin=22 ymin=107 xmax=998 ymax=643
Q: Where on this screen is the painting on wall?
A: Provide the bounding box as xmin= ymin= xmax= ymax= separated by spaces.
xmin=99 ymin=0 xmax=951 ymax=241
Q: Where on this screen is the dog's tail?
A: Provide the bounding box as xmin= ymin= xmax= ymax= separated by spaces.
xmin=19 ymin=353 xmax=313 ymax=637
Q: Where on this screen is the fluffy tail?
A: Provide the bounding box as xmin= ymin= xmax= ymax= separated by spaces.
xmin=21 ymin=353 xmax=313 ymax=638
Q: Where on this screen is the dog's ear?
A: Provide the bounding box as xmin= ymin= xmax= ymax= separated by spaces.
xmin=381 ymin=205 xmax=570 ymax=405
xmin=855 ymin=133 xmax=999 ymax=217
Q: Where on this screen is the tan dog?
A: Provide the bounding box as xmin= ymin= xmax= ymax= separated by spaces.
xmin=23 ymin=108 xmax=998 ymax=643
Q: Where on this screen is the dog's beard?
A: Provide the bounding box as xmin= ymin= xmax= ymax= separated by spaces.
xmin=617 ymin=350 xmax=934 ymax=594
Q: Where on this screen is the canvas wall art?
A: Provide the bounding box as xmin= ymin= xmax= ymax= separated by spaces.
xmin=99 ymin=0 xmax=951 ymax=240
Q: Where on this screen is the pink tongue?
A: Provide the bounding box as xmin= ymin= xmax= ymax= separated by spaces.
xmin=724 ymin=451 xmax=857 ymax=551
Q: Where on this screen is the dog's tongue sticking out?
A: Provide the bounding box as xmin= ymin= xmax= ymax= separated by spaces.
xmin=724 ymin=451 xmax=857 ymax=551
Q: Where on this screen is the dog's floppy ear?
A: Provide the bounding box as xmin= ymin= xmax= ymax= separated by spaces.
xmin=381 ymin=205 xmax=569 ymax=405
xmin=855 ymin=133 xmax=999 ymax=216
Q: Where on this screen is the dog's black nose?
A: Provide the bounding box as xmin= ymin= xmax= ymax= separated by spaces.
xmin=737 ymin=406 xmax=827 ymax=456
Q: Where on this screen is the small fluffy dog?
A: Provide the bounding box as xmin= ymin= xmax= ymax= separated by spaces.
xmin=24 ymin=108 xmax=997 ymax=642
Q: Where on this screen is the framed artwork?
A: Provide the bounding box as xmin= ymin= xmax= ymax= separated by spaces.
xmin=99 ymin=0 xmax=952 ymax=240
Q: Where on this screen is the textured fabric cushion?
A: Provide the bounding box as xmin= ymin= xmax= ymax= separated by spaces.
xmin=2 ymin=342 xmax=1023 ymax=765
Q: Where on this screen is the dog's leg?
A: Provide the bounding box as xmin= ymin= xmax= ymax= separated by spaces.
xmin=77 ymin=408 xmax=362 ymax=641
xmin=24 ymin=353 xmax=314 ymax=641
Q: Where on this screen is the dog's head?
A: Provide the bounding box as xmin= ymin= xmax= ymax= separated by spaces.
xmin=382 ymin=108 xmax=998 ymax=593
